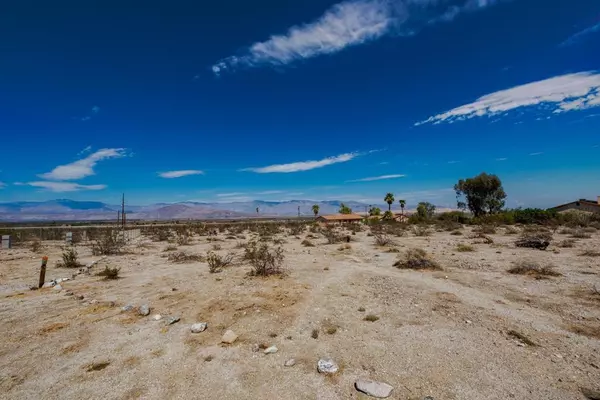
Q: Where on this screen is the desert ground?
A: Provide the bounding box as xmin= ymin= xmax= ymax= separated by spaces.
xmin=1 ymin=222 xmax=599 ymax=400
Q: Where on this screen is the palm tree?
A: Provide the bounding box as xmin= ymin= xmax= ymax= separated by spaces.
xmin=312 ymin=204 xmax=320 ymax=218
xmin=384 ymin=193 xmax=395 ymax=212
xmin=399 ymin=199 xmax=406 ymax=215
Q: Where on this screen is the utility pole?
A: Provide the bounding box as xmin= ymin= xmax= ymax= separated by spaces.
xmin=297 ymin=206 xmax=300 ymax=217
xmin=121 ymin=193 xmax=126 ymax=229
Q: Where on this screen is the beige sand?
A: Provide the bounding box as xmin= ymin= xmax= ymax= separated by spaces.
xmin=1 ymin=225 xmax=599 ymax=399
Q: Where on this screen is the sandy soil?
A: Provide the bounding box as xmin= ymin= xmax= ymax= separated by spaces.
xmin=1 ymin=225 xmax=599 ymax=400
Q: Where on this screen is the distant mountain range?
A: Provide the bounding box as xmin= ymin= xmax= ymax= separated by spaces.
xmin=0 ymin=199 xmax=376 ymax=222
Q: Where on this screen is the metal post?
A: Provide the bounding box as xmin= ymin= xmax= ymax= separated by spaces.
xmin=38 ymin=256 xmax=48 ymax=288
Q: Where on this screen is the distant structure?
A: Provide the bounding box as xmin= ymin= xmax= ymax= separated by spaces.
xmin=551 ymin=197 xmax=600 ymax=214
xmin=317 ymin=214 xmax=363 ymax=224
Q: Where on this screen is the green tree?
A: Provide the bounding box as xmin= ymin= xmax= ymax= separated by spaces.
xmin=339 ymin=203 xmax=352 ymax=214
xmin=369 ymin=207 xmax=382 ymax=216
xmin=312 ymin=204 xmax=320 ymax=217
xmin=454 ymin=172 xmax=506 ymax=217
xmin=417 ymin=202 xmax=436 ymax=219
xmin=384 ymin=193 xmax=395 ymax=212
xmin=382 ymin=210 xmax=394 ymax=220
xmin=399 ymin=199 xmax=406 ymax=215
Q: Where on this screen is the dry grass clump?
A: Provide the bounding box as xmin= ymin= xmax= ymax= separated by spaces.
xmin=57 ymin=247 xmax=84 ymax=268
xmin=450 ymin=230 xmax=463 ymax=236
xmin=176 ymin=234 xmax=192 ymax=246
xmin=557 ymin=239 xmax=576 ymax=248
xmin=206 ymin=251 xmax=235 ymax=273
xmin=470 ymin=232 xmax=494 ymax=244
xmin=456 ymin=244 xmax=475 ymax=252
xmin=30 ymin=239 xmax=43 ymax=253
xmin=411 ymin=226 xmax=431 ymax=237
xmin=338 ymin=243 xmax=352 ymax=251
xmin=323 ymin=226 xmax=344 ymax=244
xmin=504 ymin=226 xmax=519 ymax=235
xmin=571 ymin=229 xmax=592 ymax=239
xmin=394 ymin=248 xmax=441 ymax=270
xmin=507 ymin=330 xmax=537 ymax=346
xmin=244 ymin=241 xmax=285 ymax=276
xmin=163 ymin=245 xmax=178 ymax=252
xmin=374 ymin=233 xmax=395 ymax=247
xmin=474 ymin=225 xmax=496 ymax=234
xmin=311 ymin=329 xmax=319 ymax=339
xmin=168 ymin=251 xmax=204 ymax=263
xmin=301 ymin=239 xmax=315 ymax=247
xmin=579 ymin=249 xmax=600 ymax=257
xmin=507 ymin=260 xmax=560 ymax=277
xmin=515 ymin=230 xmax=552 ymax=250
xmin=91 ymin=229 xmax=125 ymax=255
xmin=96 ymin=266 xmax=120 ymax=280
xmin=364 ymin=314 xmax=379 ymax=322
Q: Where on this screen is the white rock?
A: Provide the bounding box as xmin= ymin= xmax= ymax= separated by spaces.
xmin=355 ymin=379 xmax=394 ymax=398
xmin=264 ymin=346 xmax=278 ymax=354
xmin=122 ymin=304 xmax=134 ymax=312
xmin=284 ymin=358 xmax=296 ymax=367
xmin=317 ymin=358 xmax=339 ymax=374
xmin=166 ymin=316 xmax=180 ymax=325
xmin=138 ymin=304 xmax=150 ymax=316
xmin=191 ymin=323 xmax=208 ymax=333
xmin=152 ymin=314 xmax=162 ymax=321
xmin=221 ymin=330 xmax=238 ymax=344
xmin=53 ymin=284 xmax=63 ymax=291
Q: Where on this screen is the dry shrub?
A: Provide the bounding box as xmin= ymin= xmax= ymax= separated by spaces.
xmin=571 ymin=229 xmax=592 ymax=239
xmin=411 ymin=226 xmax=431 ymax=237
xmin=557 ymin=239 xmax=576 ymax=248
xmin=338 ymin=243 xmax=351 ymax=251
xmin=288 ymin=224 xmax=306 ymax=236
xmin=374 ymin=233 xmax=395 ymax=247
xmin=206 ymin=251 xmax=235 ymax=273
xmin=244 ymin=241 xmax=285 ymax=276
xmin=364 ymin=314 xmax=380 ymax=322
xmin=91 ymin=229 xmax=125 ymax=255
xmin=151 ymin=227 xmax=171 ymax=242
xmin=456 ymin=244 xmax=474 ymax=252
xmin=96 ymin=266 xmax=120 ymax=280
xmin=471 ymin=232 xmax=494 ymax=244
xmin=475 ymin=225 xmax=496 ymax=234
xmin=507 ymin=260 xmax=560 ymax=277
xmin=168 ymin=251 xmax=204 ymax=263
xmin=515 ymin=230 xmax=552 ymax=250
xmin=323 ymin=226 xmax=343 ymax=244
xmin=30 ymin=239 xmax=43 ymax=253
xmin=504 ymin=226 xmax=519 ymax=235
xmin=212 ymin=243 xmax=222 ymax=251
xmin=582 ymin=227 xmax=597 ymax=233
xmin=57 ymin=247 xmax=83 ymax=268
xmin=558 ymin=227 xmax=574 ymax=235
xmin=163 ymin=245 xmax=178 ymax=252
xmin=176 ymin=234 xmax=191 ymax=246
xmin=450 ymin=230 xmax=463 ymax=236
xmin=386 ymin=247 xmax=400 ymax=253
xmin=301 ymin=239 xmax=315 ymax=247
xmin=394 ymin=248 xmax=441 ymax=270
xmin=579 ymin=249 xmax=600 ymax=257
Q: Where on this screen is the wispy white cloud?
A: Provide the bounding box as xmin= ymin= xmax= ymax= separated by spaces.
xmin=447 ymin=160 xmax=459 ymax=164
xmin=212 ymin=0 xmax=506 ymax=75
xmin=529 ymin=152 xmax=543 ymax=156
xmin=416 ymin=71 xmax=600 ymax=125
xmin=242 ymin=152 xmax=358 ymax=173
xmin=346 ymin=174 xmax=406 ymax=182
xmin=27 ymin=181 xmax=107 ymax=192
xmin=158 ymin=170 xmax=204 ymax=179
xmin=256 ymin=190 xmax=284 ymax=195
xmin=217 ymin=192 xmax=246 ymax=197
xmin=0 ymin=182 xmax=5 ymax=189
xmin=39 ymin=148 xmax=127 ymax=181
xmin=77 ymin=106 xmax=100 ymax=122
xmin=78 ymin=145 xmax=92 ymax=156
xmin=495 ymin=157 xmax=508 ymax=161
xmin=560 ymin=21 xmax=600 ymax=47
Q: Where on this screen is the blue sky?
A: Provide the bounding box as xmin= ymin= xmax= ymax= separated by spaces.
xmin=1 ymin=0 xmax=599 ymax=208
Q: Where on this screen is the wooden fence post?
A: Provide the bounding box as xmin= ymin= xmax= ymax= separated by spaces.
xmin=38 ymin=256 xmax=48 ymax=288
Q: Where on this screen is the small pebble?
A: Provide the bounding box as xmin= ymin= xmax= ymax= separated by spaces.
xmin=317 ymin=358 xmax=339 ymax=374
xmin=264 ymin=346 xmax=278 ymax=354
xmin=284 ymin=358 xmax=296 ymax=367
xmin=191 ymin=323 xmax=208 ymax=333
xmin=138 ymin=304 xmax=151 ymax=316
xmin=166 ymin=316 xmax=180 ymax=325
xmin=122 ymin=304 xmax=134 ymax=312
xmin=152 ymin=314 xmax=162 ymax=321
xmin=221 ymin=330 xmax=238 ymax=344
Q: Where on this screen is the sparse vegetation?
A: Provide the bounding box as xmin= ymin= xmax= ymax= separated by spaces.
xmin=301 ymin=239 xmax=315 ymax=247
xmin=579 ymin=249 xmax=600 ymax=257
xmin=30 ymin=239 xmax=43 ymax=253
xmin=507 ymin=330 xmax=537 ymax=346
xmin=394 ymin=248 xmax=441 ymax=270
xmin=338 ymin=243 xmax=351 ymax=251
xmin=507 ymin=260 xmax=560 ymax=277
xmin=454 ymin=172 xmax=506 ymax=217
xmin=164 ymin=245 xmax=178 ymax=252
xmin=504 ymin=226 xmax=519 ymax=235
xmin=515 ymin=230 xmax=552 ymax=250
xmin=374 ymin=233 xmax=395 ymax=247
xmin=323 ymin=226 xmax=344 ymax=244
xmin=358 ymin=307 xmax=366 ymax=312
xmin=206 ymin=251 xmax=235 ymax=273
xmin=91 ymin=229 xmax=125 ymax=255
xmin=311 ymin=328 xmax=319 ymax=339
xmin=57 ymin=247 xmax=83 ymax=268
xmin=456 ymin=244 xmax=475 ymax=252
xmin=474 ymin=225 xmax=496 ymax=234
xmin=364 ymin=314 xmax=379 ymax=322
xmin=557 ymin=239 xmax=576 ymax=248
xmin=571 ymin=229 xmax=592 ymax=239
xmin=326 ymin=326 xmax=337 ymax=335
xmin=244 ymin=241 xmax=285 ymax=276
xmin=96 ymin=266 xmax=120 ymax=280
xmin=168 ymin=251 xmax=204 ymax=263
xmin=411 ymin=225 xmax=431 ymax=237
xmin=450 ymin=230 xmax=463 ymax=236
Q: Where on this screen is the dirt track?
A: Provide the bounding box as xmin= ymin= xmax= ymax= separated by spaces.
xmin=1 ymin=225 xmax=599 ymax=399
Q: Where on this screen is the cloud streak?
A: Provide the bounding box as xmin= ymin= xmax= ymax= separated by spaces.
xmin=27 ymin=181 xmax=107 ymax=192
xmin=346 ymin=174 xmax=406 ymax=182
xmin=560 ymin=21 xmax=600 ymax=47
xmin=242 ymin=152 xmax=358 ymax=173
xmin=416 ymin=71 xmax=600 ymax=125
xmin=212 ymin=0 xmax=506 ymax=75
xmin=39 ymin=148 xmax=127 ymax=181
xmin=159 ymin=170 xmax=204 ymax=178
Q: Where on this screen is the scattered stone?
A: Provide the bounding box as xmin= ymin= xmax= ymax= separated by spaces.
xmin=90 ymin=299 xmax=98 ymax=304
xmin=317 ymin=358 xmax=339 ymax=374
xmin=53 ymin=284 xmax=63 ymax=291
xmin=76 ymin=295 xmax=84 ymax=300
xmin=122 ymin=304 xmax=134 ymax=312
xmin=191 ymin=323 xmax=208 ymax=333
xmin=355 ymin=379 xmax=394 ymax=398
xmin=166 ymin=316 xmax=180 ymax=325
xmin=251 ymin=344 xmax=260 ymax=352
xmin=264 ymin=346 xmax=278 ymax=354
xmin=64 ymin=291 xmax=73 ymax=296
xmin=221 ymin=330 xmax=238 ymax=344
xmin=284 ymin=358 xmax=296 ymax=367
xmin=42 ymin=281 xmax=56 ymax=288
xmin=423 ymin=397 xmax=435 ymax=400
xmin=465 ymin=320 xmax=472 ymax=324
xmin=138 ymin=304 xmax=151 ymax=316
xmin=152 ymin=314 xmax=162 ymax=321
